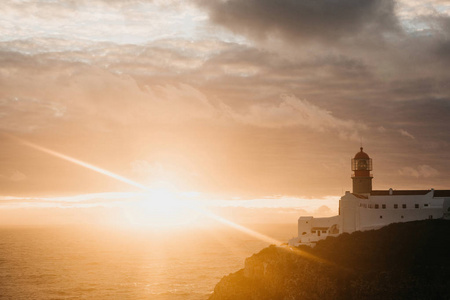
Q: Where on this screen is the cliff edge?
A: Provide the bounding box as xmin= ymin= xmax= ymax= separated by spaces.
xmin=210 ymin=220 xmax=450 ymax=300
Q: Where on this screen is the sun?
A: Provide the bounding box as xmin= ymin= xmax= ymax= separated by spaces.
xmin=121 ymin=183 xmax=204 ymax=228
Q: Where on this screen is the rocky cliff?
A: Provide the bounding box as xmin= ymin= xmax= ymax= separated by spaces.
xmin=210 ymin=220 xmax=450 ymax=300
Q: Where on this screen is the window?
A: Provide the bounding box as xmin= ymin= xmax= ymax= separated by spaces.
xmin=415 ymin=204 xmax=419 ymax=209
xmin=394 ymin=204 xmax=398 ymax=209
xmin=402 ymin=204 xmax=407 ymax=209
xmin=401 ymin=215 xmax=404 ymax=219
xmin=382 ymin=204 xmax=386 ymax=209
xmin=375 ymin=204 xmax=379 ymax=209
xmin=380 ymin=215 xmax=383 ymax=219
xmin=424 ymin=204 xmax=429 ymax=207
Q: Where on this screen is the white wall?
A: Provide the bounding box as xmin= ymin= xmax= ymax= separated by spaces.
xmin=289 ymin=193 xmax=450 ymax=246
xmin=358 ymin=194 xmax=446 ymax=231
xmin=340 ymin=193 xmax=360 ymax=233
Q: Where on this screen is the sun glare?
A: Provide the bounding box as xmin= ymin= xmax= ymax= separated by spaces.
xmin=122 ymin=183 xmax=204 ymax=229
xmin=148 ymin=186 xmax=180 ymax=214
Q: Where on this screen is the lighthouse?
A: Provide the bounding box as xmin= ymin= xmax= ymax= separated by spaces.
xmin=288 ymin=147 xmax=450 ymax=247
xmin=351 ymin=147 xmax=373 ymax=194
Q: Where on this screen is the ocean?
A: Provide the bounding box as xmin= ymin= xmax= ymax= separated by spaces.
xmin=0 ymin=223 xmax=297 ymax=299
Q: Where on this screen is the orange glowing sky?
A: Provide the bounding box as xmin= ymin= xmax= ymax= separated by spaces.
xmin=1 ymin=0 xmax=450 ymax=225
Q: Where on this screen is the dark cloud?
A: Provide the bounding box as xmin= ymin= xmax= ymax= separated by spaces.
xmin=195 ymin=0 xmax=400 ymax=45
xmin=427 ymin=15 xmax=450 ymax=63
xmin=194 ymin=0 xmax=450 ymax=83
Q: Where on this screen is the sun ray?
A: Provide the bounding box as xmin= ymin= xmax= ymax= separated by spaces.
xmin=4 ymin=133 xmax=150 ymax=191
xmin=198 ymin=208 xmax=282 ymax=245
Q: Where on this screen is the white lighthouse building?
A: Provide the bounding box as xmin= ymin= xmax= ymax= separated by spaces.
xmin=288 ymin=148 xmax=450 ymax=246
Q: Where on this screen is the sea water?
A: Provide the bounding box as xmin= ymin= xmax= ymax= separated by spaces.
xmin=0 ymin=224 xmax=296 ymax=299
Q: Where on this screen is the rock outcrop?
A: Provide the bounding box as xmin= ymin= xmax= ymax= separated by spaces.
xmin=210 ymin=220 xmax=450 ymax=300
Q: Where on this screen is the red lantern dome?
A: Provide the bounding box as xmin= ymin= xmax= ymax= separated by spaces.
xmin=351 ymin=147 xmax=373 ymax=194
xmin=354 ymin=147 xmax=370 ymax=159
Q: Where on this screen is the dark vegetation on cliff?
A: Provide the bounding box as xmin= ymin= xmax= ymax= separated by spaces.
xmin=210 ymin=220 xmax=450 ymax=300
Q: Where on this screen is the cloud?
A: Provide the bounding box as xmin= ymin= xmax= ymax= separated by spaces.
xmin=0 ymin=50 xmax=219 ymax=132
xmin=398 ymin=165 xmax=439 ymax=178
xmin=195 ymin=0 xmax=400 ymax=45
xmin=130 ymin=160 xmax=185 ymax=184
xmin=0 ymin=170 xmax=27 ymax=182
xmin=0 ymin=0 xmax=206 ymax=45
xmin=207 ymin=196 xmax=339 ymax=223
xmin=0 ymin=192 xmax=141 ymax=209
xmin=396 ymin=0 xmax=450 ymax=20
xmin=399 ymin=129 xmax=416 ymax=139
xmin=0 ymin=96 xmax=66 ymax=132
xmin=223 ymin=94 xmax=367 ymax=140
xmin=0 ymin=44 xmax=371 ymax=140
xmin=10 ymin=171 xmax=27 ymax=182
xmin=194 ymin=0 xmax=450 ymax=89
xmin=314 ymin=205 xmax=334 ymax=216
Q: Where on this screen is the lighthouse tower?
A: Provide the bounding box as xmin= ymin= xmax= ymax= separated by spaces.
xmin=351 ymin=147 xmax=373 ymax=194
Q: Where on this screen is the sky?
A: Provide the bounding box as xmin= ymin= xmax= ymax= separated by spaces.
xmin=1 ymin=0 xmax=450 ymax=225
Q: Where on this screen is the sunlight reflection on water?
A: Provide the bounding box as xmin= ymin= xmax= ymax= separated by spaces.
xmin=0 ymin=224 xmax=296 ymax=299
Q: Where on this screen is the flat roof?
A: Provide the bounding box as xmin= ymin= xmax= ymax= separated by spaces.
xmin=368 ymin=190 xmax=450 ymax=197
xmin=371 ymin=190 xmax=430 ymax=196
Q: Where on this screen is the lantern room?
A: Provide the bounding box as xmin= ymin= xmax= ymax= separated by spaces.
xmin=351 ymin=147 xmax=372 ymax=175
xmin=351 ymin=147 xmax=373 ymax=194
